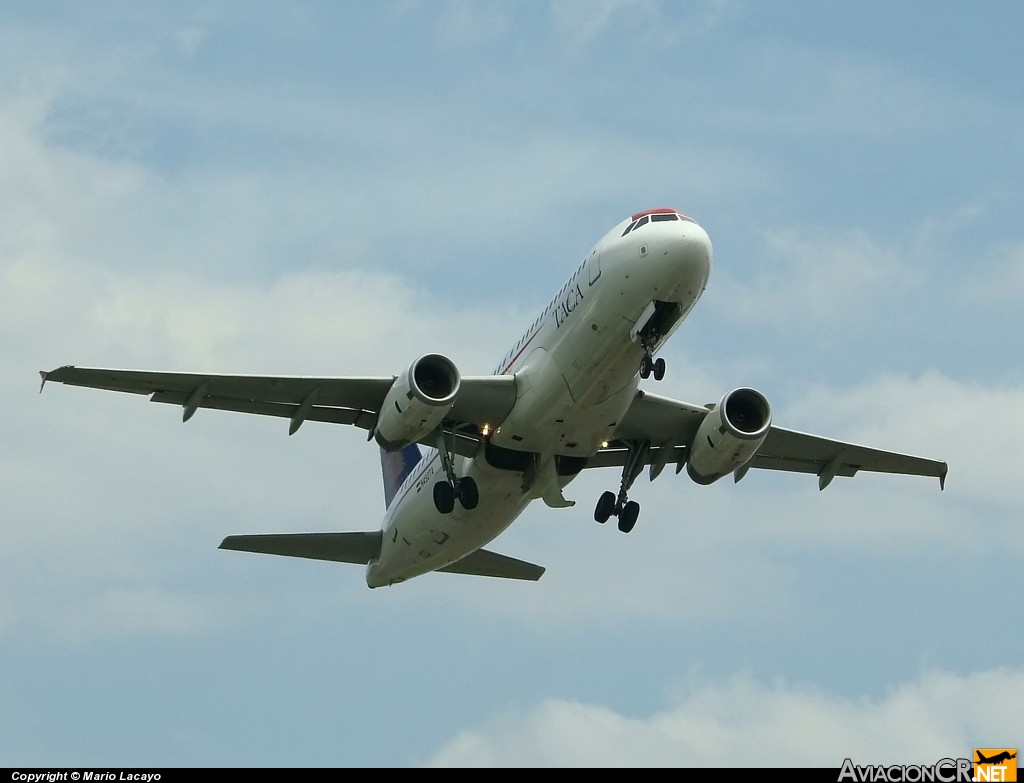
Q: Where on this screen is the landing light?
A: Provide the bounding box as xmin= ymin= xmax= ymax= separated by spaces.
xmin=600 ymin=440 xmax=609 ymax=449
xmin=481 ymin=423 xmax=491 ymax=437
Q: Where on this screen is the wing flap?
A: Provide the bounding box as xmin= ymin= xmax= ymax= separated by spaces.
xmin=745 ymin=454 xmax=859 ymax=477
xmin=150 ymin=391 xmax=377 ymax=430
xmin=437 ymin=548 xmax=545 ymax=581
xmin=612 ymin=389 xmax=708 ymax=443
xmin=450 ymin=375 xmax=519 ymax=425
xmin=219 ymin=532 xmax=383 ymax=564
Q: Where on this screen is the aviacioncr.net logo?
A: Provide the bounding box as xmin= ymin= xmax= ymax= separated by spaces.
xmin=838 ymin=757 xmax=973 ymax=782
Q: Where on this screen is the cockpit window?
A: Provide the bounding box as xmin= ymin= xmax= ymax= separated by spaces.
xmin=623 ymin=216 xmax=648 ymax=235
xmin=623 ymin=210 xmax=694 ymax=235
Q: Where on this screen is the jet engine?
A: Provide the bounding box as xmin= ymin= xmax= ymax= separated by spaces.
xmin=373 ymin=354 xmax=461 ymax=451
xmin=686 ymin=387 xmax=771 ymax=485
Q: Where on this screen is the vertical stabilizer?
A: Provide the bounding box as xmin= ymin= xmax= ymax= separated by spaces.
xmin=380 ymin=444 xmax=423 ymax=508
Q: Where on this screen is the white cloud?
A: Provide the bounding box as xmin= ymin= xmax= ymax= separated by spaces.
xmin=783 ymin=372 xmax=1024 ymax=518
xmin=421 ymin=667 xmax=1024 ymax=767
xmin=704 ymin=43 xmax=1014 ymax=140
xmin=549 ymin=0 xmax=651 ymax=44
xmin=967 ymin=242 xmax=1024 ymax=302
xmin=548 ymin=0 xmax=737 ymax=45
xmin=29 ymin=590 xmax=226 ymax=641
xmin=438 ymin=0 xmax=510 ymax=44
xmin=712 ymin=226 xmax=911 ymax=329
xmin=172 ymin=27 xmax=208 ymax=57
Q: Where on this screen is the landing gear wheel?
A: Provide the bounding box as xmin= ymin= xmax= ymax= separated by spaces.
xmin=653 ymin=357 xmax=666 ymax=381
xmin=457 ymin=476 xmax=479 ymax=510
xmin=618 ymin=500 xmax=640 ymax=533
xmin=640 ymin=354 xmax=652 ymax=379
xmin=433 ymin=427 xmax=471 ymax=514
xmin=433 ymin=480 xmax=455 ymax=514
xmin=595 ymin=491 xmax=616 ymax=524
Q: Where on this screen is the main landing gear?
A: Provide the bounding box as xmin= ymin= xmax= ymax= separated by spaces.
xmin=594 ymin=439 xmax=649 ymax=533
xmin=432 ymin=428 xmax=479 ymax=514
xmin=639 ymin=336 xmax=666 ymax=381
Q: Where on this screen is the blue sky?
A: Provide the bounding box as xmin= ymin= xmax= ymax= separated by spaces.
xmin=2 ymin=0 xmax=1022 ymax=768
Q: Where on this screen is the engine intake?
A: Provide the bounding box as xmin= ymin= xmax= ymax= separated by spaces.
xmin=373 ymin=354 xmax=461 ymax=451
xmin=686 ymin=387 xmax=771 ymax=485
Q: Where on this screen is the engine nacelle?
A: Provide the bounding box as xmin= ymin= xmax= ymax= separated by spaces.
xmin=373 ymin=354 xmax=461 ymax=451
xmin=686 ymin=387 xmax=771 ymax=485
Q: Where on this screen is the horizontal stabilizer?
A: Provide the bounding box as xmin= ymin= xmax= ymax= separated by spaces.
xmin=219 ymin=533 xmax=543 ymax=581
xmin=219 ymin=531 xmax=382 ymax=564
xmin=437 ymin=548 xmax=545 ymax=581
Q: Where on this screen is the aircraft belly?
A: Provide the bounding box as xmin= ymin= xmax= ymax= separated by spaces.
xmin=368 ymin=456 xmax=529 ymax=586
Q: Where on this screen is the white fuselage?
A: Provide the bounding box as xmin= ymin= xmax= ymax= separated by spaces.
xmin=365 ymin=212 xmax=712 ymax=587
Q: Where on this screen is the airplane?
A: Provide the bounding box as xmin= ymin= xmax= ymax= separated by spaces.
xmin=40 ymin=207 xmax=948 ymax=588
xmin=976 ymin=751 xmax=1016 ymax=765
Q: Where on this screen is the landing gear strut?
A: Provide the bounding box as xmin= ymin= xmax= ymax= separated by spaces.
xmin=432 ymin=427 xmax=479 ymax=514
xmin=639 ymin=336 xmax=666 ymax=381
xmin=594 ymin=439 xmax=649 ymax=533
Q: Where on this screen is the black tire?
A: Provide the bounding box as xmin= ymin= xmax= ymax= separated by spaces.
xmin=433 ymin=480 xmax=455 ymax=514
xmin=458 ymin=476 xmax=479 ymax=510
xmin=639 ymin=355 xmax=652 ymax=379
xmin=653 ymin=357 xmax=666 ymax=381
xmin=618 ymin=500 xmax=640 ymax=533
xmin=594 ymin=491 xmax=616 ymax=524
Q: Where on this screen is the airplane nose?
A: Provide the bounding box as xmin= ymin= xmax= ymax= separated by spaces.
xmin=683 ymin=221 xmax=713 ymax=267
xmin=621 ymin=209 xmax=712 ymax=279
xmin=662 ymin=220 xmax=711 ymax=283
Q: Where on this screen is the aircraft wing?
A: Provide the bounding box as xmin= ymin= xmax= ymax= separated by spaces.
xmin=38 ymin=365 xmax=517 ymax=446
xmin=593 ymin=389 xmax=948 ymax=489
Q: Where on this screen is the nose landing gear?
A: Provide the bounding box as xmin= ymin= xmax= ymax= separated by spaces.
xmin=639 ymin=352 xmax=666 ymax=381
xmin=634 ymin=300 xmax=681 ymax=381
